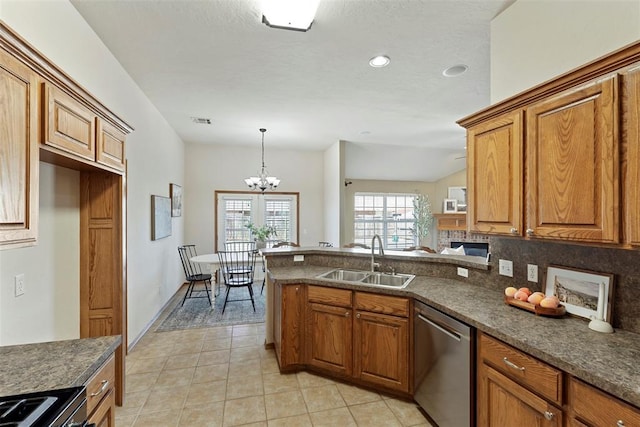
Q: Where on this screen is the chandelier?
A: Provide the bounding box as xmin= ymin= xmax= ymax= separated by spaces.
xmin=244 ymin=128 xmax=280 ymax=192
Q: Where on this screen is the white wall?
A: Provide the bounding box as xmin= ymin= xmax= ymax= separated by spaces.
xmin=184 ymin=142 xmax=324 ymax=250
xmin=323 ymin=141 xmax=343 ymax=247
xmin=0 ymin=164 xmax=80 ymax=344
xmin=0 ymin=0 xmax=185 ymax=346
xmin=491 ymin=0 xmax=640 ymax=102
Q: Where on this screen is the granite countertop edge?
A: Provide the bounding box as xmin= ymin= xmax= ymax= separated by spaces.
xmin=0 ymin=335 xmax=121 ymax=397
xmin=268 ymin=266 xmax=640 ymax=408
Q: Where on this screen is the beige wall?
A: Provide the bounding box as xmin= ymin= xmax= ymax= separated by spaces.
xmin=183 ymin=142 xmax=325 ymax=250
xmin=491 ymin=0 xmax=640 ymax=102
xmin=0 ymin=0 xmax=185 ymax=346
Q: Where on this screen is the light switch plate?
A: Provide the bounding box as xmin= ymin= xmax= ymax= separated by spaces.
xmin=499 ymin=259 xmax=513 ymax=277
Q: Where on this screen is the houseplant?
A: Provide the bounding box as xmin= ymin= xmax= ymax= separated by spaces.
xmin=410 ymin=194 xmax=433 ymax=246
xmin=246 ymin=222 xmax=277 ymax=248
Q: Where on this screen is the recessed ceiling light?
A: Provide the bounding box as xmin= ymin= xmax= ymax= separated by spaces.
xmin=443 ymin=64 xmax=468 ymax=77
xmin=369 ymin=55 xmax=390 ymax=68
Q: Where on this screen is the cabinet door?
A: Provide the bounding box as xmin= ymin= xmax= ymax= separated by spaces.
xmin=526 ymin=76 xmax=618 ymax=243
xmin=354 ymin=310 xmax=409 ymax=393
xmin=0 ymin=48 xmax=39 ymax=247
xmin=467 ymin=111 xmax=523 ymax=235
xmin=274 ymin=283 xmax=305 ymax=369
xmin=622 ymin=65 xmax=640 ymax=246
xmin=43 ymin=83 xmax=96 ymax=162
xmin=97 ymin=118 xmax=126 ymax=172
xmin=478 ymin=365 xmax=563 ymax=427
xmin=306 ymin=302 xmax=352 ymax=376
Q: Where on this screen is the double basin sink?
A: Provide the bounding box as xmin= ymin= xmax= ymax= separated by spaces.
xmin=316 ymin=269 xmax=415 ymax=289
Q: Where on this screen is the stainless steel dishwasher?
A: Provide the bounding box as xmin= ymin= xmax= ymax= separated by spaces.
xmin=414 ymin=300 xmax=474 ymax=427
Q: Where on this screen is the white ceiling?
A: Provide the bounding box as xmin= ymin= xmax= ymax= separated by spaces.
xmin=71 ymin=0 xmax=513 ymax=181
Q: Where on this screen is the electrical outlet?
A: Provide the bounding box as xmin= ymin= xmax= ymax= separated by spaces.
xmin=293 ymin=255 xmax=304 ymax=262
xmin=499 ymin=259 xmax=513 ymax=277
xmin=527 ymin=264 xmax=538 ymax=282
xmin=14 ymin=274 xmax=25 ymax=296
xmin=457 ymin=267 xmax=469 ymax=278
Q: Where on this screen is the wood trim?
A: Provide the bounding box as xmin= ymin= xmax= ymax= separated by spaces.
xmin=0 ymin=21 xmax=133 ymax=134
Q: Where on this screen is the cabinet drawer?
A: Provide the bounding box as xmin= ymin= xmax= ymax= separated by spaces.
xmin=570 ymin=378 xmax=640 ymax=426
xmin=307 ymin=285 xmax=352 ymax=308
xmin=479 ymin=333 xmax=562 ymax=404
xmin=85 ymin=355 xmax=115 ymax=416
xmin=355 ymin=292 xmax=409 ymax=317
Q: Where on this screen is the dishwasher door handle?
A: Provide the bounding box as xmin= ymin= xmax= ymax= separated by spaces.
xmin=417 ymin=313 xmax=462 ymax=342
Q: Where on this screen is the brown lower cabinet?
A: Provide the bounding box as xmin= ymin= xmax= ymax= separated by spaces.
xmin=85 ymin=355 xmax=116 ymax=426
xmin=478 ymin=332 xmax=640 ymax=427
xmin=273 ymin=283 xmax=411 ymax=394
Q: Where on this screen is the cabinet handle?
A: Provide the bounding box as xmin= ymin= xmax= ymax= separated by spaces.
xmin=543 ymin=411 xmax=554 ymax=420
xmin=90 ymin=380 xmax=109 ymax=397
xmin=510 ymin=228 xmax=518 ymax=235
xmin=503 ymin=357 xmax=525 ymax=371
xmin=526 ymin=228 xmax=534 ymax=236
xmin=617 ymin=421 xmax=625 ymax=427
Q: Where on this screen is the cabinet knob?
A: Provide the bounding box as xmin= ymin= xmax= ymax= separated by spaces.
xmin=526 ymin=228 xmax=534 ymax=236
xmin=543 ymin=411 xmax=554 ymax=420
xmin=345 ymin=311 xmax=350 ymax=317
xmin=510 ymin=228 xmax=518 ymax=234
xmin=295 ymin=287 xmax=299 ymax=292
xmin=617 ymin=421 xmax=625 ymax=427
xmin=356 ymin=313 xmax=361 ymax=319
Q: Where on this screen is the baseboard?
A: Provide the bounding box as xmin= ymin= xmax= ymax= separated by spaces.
xmin=127 ymin=281 xmax=187 ymax=353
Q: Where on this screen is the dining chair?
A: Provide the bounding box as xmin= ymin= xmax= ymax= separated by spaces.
xmin=217 ymin=249 xmax=258 ymax=314
xmin=225 ymin=241 xmax=256 ymax=251
xmin=273 ymin=241 xmax=300 ymax=248
xmin=343 ymin=242 xmax=371 ymax=249
xmin=403 ymin=245 xmax=436 ymax=253
xmin=177 ymin=245 xmax=212 ymax=306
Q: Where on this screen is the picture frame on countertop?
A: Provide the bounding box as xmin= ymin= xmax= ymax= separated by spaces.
xmin=151 ymin=195 xmax=172 ymax=240
xmin=544 ymin=265 xmax=614 ymax=322
xmin=443 ymin=198 xmax=457 ymax=213
xmin=170 ymin=183 xmax=182 ymax=217
xmin=447 ymin=186 xmax=467 ymax=212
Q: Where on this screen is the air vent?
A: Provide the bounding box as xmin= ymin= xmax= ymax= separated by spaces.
xmin=191 ymin=117 xmax=212 ymax=125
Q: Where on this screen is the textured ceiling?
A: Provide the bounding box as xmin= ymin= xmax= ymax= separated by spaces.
xmin=71 ymin=0 xmax=513 ymax=181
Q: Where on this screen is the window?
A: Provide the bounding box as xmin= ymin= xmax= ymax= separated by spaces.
xmin=216 ymin=192 xmax=298 ymax=250
xmin=354 ymin=193 xmax=417 ymax=249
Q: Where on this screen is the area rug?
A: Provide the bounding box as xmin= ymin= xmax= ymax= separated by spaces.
xmin=156 ymin=283 xmax=265 ymax=331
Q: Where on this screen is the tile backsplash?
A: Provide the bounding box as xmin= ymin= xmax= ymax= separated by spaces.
xmin=488 ymin=237 xmax=640 ymax=334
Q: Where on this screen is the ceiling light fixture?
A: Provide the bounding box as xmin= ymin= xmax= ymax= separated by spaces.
xmin=261 ymin=0 xmax=321 ymax=32
xmin=245 ymin=128 xmax=280 ymax=193
xmin=369 ymin=55 xmax=390 ymax=68
xmin=443 ymin=64 xmax=468 ymax=77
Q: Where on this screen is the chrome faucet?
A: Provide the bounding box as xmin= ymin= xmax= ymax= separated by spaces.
xmin=371 ymin=234 xmax=384 ymax=272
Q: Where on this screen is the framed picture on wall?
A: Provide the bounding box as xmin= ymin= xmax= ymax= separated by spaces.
xmin=152 ymin=195 xmax=172 ymax=240
xmin=443 ymin=199 xmax=457 ymax=213
xmin=448 ymin=186 xmax=467 ymax=212
xmin=170 ymin=183 xmax=182 ymax=217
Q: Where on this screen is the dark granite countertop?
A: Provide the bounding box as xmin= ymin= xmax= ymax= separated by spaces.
xmin=0 ymin=335 xmax=121 ymax=397
xmin=268 ymin=265 xmax=640 ymax=408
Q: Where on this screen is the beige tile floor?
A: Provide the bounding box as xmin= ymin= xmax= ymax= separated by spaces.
xmin=115 ymin=321 xmax=433 ymax=426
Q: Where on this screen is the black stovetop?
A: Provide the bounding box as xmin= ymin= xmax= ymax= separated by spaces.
xmin=0 ymin=386 xmax=84 ymax=427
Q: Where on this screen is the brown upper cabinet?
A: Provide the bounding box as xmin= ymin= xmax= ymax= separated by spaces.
xmin=0 ymin=47 xmax=39 ymax=248
xmin=467 ymin=111 xmax=523 ymax=236
xmin=42 ymin=83 xmax=126 ymax=173
xmin=459 ymin=41 xmax=640 ymax=247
